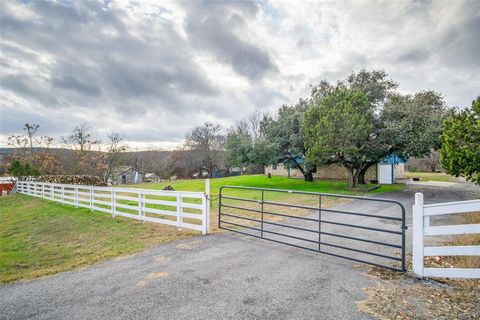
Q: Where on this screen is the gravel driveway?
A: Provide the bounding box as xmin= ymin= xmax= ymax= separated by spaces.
xmin=1 ymin=182 xmax=478 ymax=320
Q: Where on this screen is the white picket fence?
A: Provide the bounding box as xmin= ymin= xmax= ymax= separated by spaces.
xmin=413 ymin=193 xmax=480 ymax=278
xmin=16 ymin=180 xmax=210 ymax=234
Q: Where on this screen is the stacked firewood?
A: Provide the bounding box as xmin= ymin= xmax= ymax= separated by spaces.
xmin=34 ymin=175 xmax=107 ymax=186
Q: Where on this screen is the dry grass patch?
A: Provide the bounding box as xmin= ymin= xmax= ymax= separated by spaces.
xmin=358 ymin=279 xmax=479 ymax=320
xmin=358 ymin=212 xmax=480 ymax=319
xmin=430 ymin=212 xmax=480 ymax=269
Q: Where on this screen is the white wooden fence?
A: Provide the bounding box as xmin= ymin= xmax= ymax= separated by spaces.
xmin=16 ymin=180 xmax=210 ymax=234
xmin=413 ymin=193 xmax=480 ymax=278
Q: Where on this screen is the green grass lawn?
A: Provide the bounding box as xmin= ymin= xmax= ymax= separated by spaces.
xmin=132 ymin=174 xmax=404 ymax=196
xmin=129 ymin=175 xmax=405 ymax=233
xmin=0 ymin=195 xmax=196 ymax=283
xmin=1 ymin=175 xmax=404 ymax=283
xmin=405 ymin=171 xmax=458 ymax=182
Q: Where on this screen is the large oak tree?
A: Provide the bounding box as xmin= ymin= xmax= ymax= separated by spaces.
xmin=441 ymin=96 xmax=480 ymax=185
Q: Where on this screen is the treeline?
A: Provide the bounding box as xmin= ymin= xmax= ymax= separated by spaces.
xmin=224 ymin=70 xmax=479 ymax=187
xmin=0 ymin=147 xmax=175 ymax=178
xmin=1 ymin=123 xmax=237 ymax=180
xmin=3 ymin=69 xmax=478 ymax=186
xmin=2 ymin=123 xmax=115 ymax=180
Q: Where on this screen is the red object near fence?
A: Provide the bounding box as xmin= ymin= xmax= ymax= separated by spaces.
xmin=0 ymin=183 xmax=14 ymax=196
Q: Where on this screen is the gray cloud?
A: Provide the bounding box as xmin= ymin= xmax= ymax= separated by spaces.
xmin=1 ymin=0 xmax=479 ymax=146
xmin=396 ymin=49 xmax=430 ymax=63
xmin=435 ymin=6 xmax=480 ymax=69
xmin=52 ymin=75 xmax=102 ymax=96
xmin=1 ymin=74 xmax=61 ymax=106
xmin=182 ymin=1 xmax=278 ymax=80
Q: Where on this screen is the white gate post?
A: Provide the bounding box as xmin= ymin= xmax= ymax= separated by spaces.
xmin=203 ymin=179 xmax=210 ymax=235
xmin=413 ymin=192 xmax=424 ymax=278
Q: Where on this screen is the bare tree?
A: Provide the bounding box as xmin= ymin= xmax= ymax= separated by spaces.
xmin=171 ymin=148 xmax=199 ymax=179
xmin=24 ymin=123 xmax=40 ymax=158
xmin=62 ymin=123 xmax=105 ymax=175
xmin=62 ymin=123 xmax=99 ymax=154
xmin=426 ymin=149 xmax=441 ymax=172
xmin=247 ymin=110 xmax=262 ymax=139
xmin=154 ymin=155 xmax=174 ymax=179
xmin=7 ymin=134 xmax=29 ymax=161
xmin=104 ymin=132 xmax=128 ymax=182
xmin=8 ymin=123 xmax=40 ymax=161
xmin=6 ymin=123 xmax=62 ymax=175
xmin=185 ymin=122 xmax=225 ymax=178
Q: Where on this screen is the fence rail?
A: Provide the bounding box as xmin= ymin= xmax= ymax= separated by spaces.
xmin=16 ymin=180 xmax=210 ymax=234
xmin=413 ymin=193 xmax=480 ymax=279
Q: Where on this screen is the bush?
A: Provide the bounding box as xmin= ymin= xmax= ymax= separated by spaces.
xmin=33 ymin=175 xmax=106 ymax=186
xmin=8 ymin=160 xmax=41 ymax=178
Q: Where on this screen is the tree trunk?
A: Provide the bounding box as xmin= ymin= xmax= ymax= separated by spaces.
xmin=348 ymin=167 xmax=356 ymax=188
xmin=304 ymin=171 xmax=313 ymax=181
xmin=357 ymin=170 xmax=367 ymax=185
xmin=296 ymin=163 xmax=314 ymax=182
xmin=357 ymin=163 xmax=374 ymax=185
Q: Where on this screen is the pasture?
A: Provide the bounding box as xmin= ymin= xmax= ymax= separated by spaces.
xmin=0 ymin=175 xmax=404 ymax=283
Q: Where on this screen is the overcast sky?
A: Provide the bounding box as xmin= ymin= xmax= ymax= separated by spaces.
xmin=1 ymin=0 xmax=479 ymax=149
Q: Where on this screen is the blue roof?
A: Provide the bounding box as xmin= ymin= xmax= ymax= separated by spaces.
xmin=282 ymin=155 xmax=304 ymax=165
xmin=379 ymin=155 xmax=406 ymax=165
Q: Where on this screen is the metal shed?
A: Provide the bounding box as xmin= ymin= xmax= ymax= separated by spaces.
xmin=377 ymin=155 xmax=406 ymax=184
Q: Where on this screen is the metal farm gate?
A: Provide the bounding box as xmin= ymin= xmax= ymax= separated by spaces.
xmin=218 ymin=186 xmax=406 ymax=271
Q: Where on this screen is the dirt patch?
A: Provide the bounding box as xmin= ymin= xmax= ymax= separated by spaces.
xmin=137 ymin=271 xmax=169 ymax=288
xmin=175 ymin=240 xmax=202 ymax=250
xmin=155 ymin=256 xmax=169 ymax=262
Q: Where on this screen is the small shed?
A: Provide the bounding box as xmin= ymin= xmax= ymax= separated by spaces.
xmin=110 ymin=166 xmax=144 ymax=185
xmin=377 ymin=155 xmax=406 ymax=184
xmin=144 ymin=172 xmax=160 ymax=183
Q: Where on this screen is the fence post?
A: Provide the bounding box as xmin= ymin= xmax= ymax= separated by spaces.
xmin=41 ymin=183 xmax=45 ymax=198
xmin=413 ymin=192 xmax=424 ymax=278
xmin=61 ymin=186 xmax=65 ymax=203
xmin=74 ymin=186 xmax=78 ymax=208
xmin=138 ymin=191 xmax=143 ymax=222
xmin=177 ymin=193 xmax=182 ymax=230
xmin=203 ymin=179 xmax=210 ymax=235
xmin=112 ymin=188 xmax=116 ymax=217
xmin=90 ymin=188 xmax=94 ymax=211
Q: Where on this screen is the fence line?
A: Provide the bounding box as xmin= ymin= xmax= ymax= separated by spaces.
xmin=16 ymin=180 xmax=210 ymax=234
xmin=412 ymin=193 xmax=480 ymax=279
